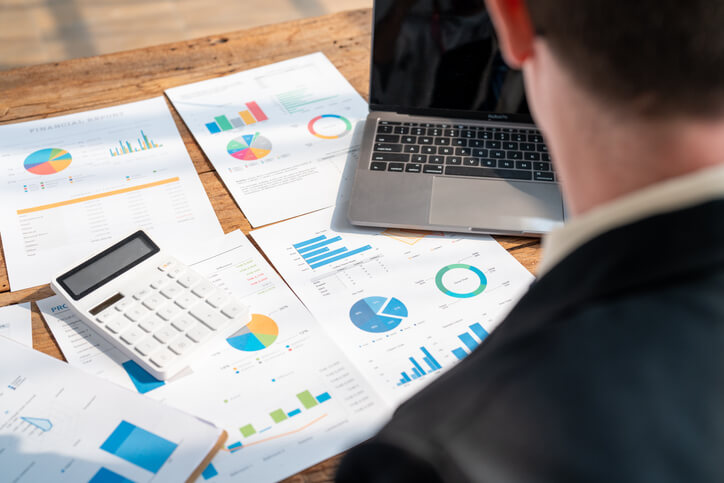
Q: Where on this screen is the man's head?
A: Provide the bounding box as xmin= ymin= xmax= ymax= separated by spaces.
xmin=487 ymin=0 xmax=724 ymax=119
xmin=485 ymin=0 xmax=724 ymax=215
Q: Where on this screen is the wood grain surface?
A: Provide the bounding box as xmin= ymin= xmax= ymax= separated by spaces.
xmin=0 ymin=8 xmax=541 ymax=482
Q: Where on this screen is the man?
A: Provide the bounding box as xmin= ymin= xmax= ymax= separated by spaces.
xmin=336 ymin=0 xmax=724 ymax=481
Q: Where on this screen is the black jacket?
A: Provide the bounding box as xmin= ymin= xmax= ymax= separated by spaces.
xmin=337 ymin=199 xmax=724 ymax=483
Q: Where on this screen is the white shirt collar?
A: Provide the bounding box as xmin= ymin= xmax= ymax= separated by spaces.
xmin=539 ymin=164 xmax=724 ymax=276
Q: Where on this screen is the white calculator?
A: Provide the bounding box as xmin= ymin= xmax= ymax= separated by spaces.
xmin=51 ymin=230 xmax=250 ymax=380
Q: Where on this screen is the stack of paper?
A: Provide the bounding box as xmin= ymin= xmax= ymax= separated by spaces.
xmin=0 ymin=337 xmax=224 ymax=482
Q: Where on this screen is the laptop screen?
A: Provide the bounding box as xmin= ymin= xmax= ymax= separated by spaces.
xmin=370 ymin=0 xmax=532 ymax=122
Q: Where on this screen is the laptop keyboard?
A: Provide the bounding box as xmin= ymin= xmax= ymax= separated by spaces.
xmin=370 ymin=120 xmax=555 ymax=182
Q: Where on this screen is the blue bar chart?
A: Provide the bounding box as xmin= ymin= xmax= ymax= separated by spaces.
xmin=293 ymin=234 xmax=371 ymax=269
xmin=100 ymin=421 xmax=178 ymax=474
xmin=397 ymin=346 xmax=443 ymax=386
xmin=451 ymin=323 xmax=489 ymax=361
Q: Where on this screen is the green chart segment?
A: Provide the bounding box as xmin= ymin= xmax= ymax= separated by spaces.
xmin=435 ymin=264 xmax=487 ymax=298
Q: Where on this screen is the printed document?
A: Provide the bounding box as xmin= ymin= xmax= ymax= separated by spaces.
xmin=165 ymin=53 xmax=368 ymax=227
xmin=0 ymin=97 xmax=222 ymax=290
xmin=40 ymin=231 xmax=390 ymax=483
xmin=251 ymin=207 xmax=535 ymax=406
xmin=0 ymin=337 xmax=224 ymax=482
xmin=0 ymin=302 xmax=32 ymax=347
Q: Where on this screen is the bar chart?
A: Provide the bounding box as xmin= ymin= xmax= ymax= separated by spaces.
xmin=109 ymin=130 xmax=163 ymax=157
xmin=397 ymin=346 xmax=443 ymax=386
xmin=100 ymin=420 xmax=178 ymax=474
xmin=226 ymin=389 xmax=332 ymax=453
xmin=205 ymin=101 xmax=268 ymax=134
xmin=293 ymin=234 xmax=372 ymax=270
xmin=451 ymin=323 xmax=489 ymax=360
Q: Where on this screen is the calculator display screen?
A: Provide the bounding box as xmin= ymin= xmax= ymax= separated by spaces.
xmin=57 ymin=231 xmax=159 ymax=300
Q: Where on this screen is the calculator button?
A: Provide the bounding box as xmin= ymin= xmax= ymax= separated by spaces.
xmin=124 ymin=304 xmax=150 ymax=322
xmin=189 ymin=306 xmax=216 ymax=324
xmin=191 ymin=282 xmax=215 ymax=298
xmin=150 ymin=276 xmax=168 ymax=289
xmin=169 ymin=337 xmax=193 ymax=355
xmin=96 ymin=310 xmax=120 ymax=325
xmin=187 ymin=324 xmax=211 ymax=343
xmin=120 ymin=327 xmax=145 ymax=345
xmin=221 ymin=303 xmax=245 ymax=319
xmin=157 ymin=304 xmax=182 ymax=321
xmin=175 ymin=292 xmax=200 ymax=310
xmin=105 ymin=317 xmax=129 ymax=334
xmin=205 ymin=291 xmax=228 ymax=308
xmin=167 ymin=266 xmax=184 ymax=278
xmin=154 ymin=325 xmax=179 ymax=344
xmin=160 ymin=283 xmax=184 ymax=299
xmin=157 ymin=259 xmax=178 ymax=272
xmin=142 ymin=294 xmax=166 ymax=311
xmin=189 ymin=306 xmax=226 ymax=331
xmin=132 ymin=287 xmax=152 ymax=300
xmin=150 ymin=349 xmax=177 ymax=368
xmin=138 ymin=314 xmax=165 ymax=333
xmin=171 ymin=315 xmax=195 ymax=332
xmin=114 ymin=298 xmax=134 ymax=312
xmin=177 ymin=271 xmax=202 ymax=289
xmin=135 ymin=337 xmax=162 ymax=356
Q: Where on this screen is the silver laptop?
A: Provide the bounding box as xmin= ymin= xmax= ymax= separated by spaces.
xmin=348 ymin=0 xmax=566 ymax=236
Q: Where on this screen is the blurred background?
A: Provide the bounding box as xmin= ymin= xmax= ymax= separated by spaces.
xmin=0 ymin=0 xmax=372 ymax=70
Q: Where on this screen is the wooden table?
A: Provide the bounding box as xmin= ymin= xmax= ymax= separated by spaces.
xmin=0 ymin=8 xmax=541 ymax=482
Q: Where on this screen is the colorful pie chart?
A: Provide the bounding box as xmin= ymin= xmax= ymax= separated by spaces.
xmin=24 ymin=148 xmax=72 ymax=175
xmin=349 ymin=296 xmax=407 ymax=333
xmin=226 ymin=314 xmax=278 ymax=351
xmin=226 ymin=132 xmax=272 ymax=161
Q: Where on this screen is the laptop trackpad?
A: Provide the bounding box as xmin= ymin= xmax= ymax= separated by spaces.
xmin=429 ymin=176 xmax=564 ymax=233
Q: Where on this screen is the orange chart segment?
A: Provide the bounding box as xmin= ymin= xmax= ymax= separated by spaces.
xmin=226 ymin=314 xmax=279 ymax=351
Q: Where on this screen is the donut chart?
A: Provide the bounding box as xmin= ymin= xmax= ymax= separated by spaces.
xmin=308 ymin=114 xmax=352 ymax=139
xmin=227 ymin=132 xmax=272 ymax=161
xmin=226 ymin=314 xmax=278 ymax=351
xmin=24 ymin=148 xmax=72 ymax=175
xmin=435 ymin=264 xmax=487 ymax=298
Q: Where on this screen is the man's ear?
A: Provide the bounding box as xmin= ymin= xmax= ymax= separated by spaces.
xmin=485 ymin=0 xmax=536 ymax=68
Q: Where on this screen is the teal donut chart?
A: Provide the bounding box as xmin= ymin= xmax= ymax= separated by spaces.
xmin=435 ymin=264 xmax=487 ymax=298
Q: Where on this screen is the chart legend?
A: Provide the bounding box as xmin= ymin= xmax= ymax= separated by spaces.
xmin=110 ymin=130 xmax=163 ymax=157
xmin=451 ymin=323 xmax=489 ymax=360
xmin=24 ymin=148 xmax=72 ymax=175
xmin=205 ymin=101 xmax=268 ymax=134
xmin=293 ymin=234 xmax=371 ymax=269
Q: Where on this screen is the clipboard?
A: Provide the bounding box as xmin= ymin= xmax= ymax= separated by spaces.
xmin=186 ymin=430 xmax=228 ymax=483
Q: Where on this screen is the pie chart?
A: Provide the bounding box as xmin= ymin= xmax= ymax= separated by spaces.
xmin=349 ymin=296 xmax=407 ymax=333
xmin=226 ymin=132 xmax=272 ymax=161
xmin=24 ymin=148 xmax=72 ymax=175
xmin=226 ymin=314 xmax=278 ymax=351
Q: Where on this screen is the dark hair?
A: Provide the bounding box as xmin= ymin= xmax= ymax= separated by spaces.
xmin=526 ymin=0 xmax=724 ymax=117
